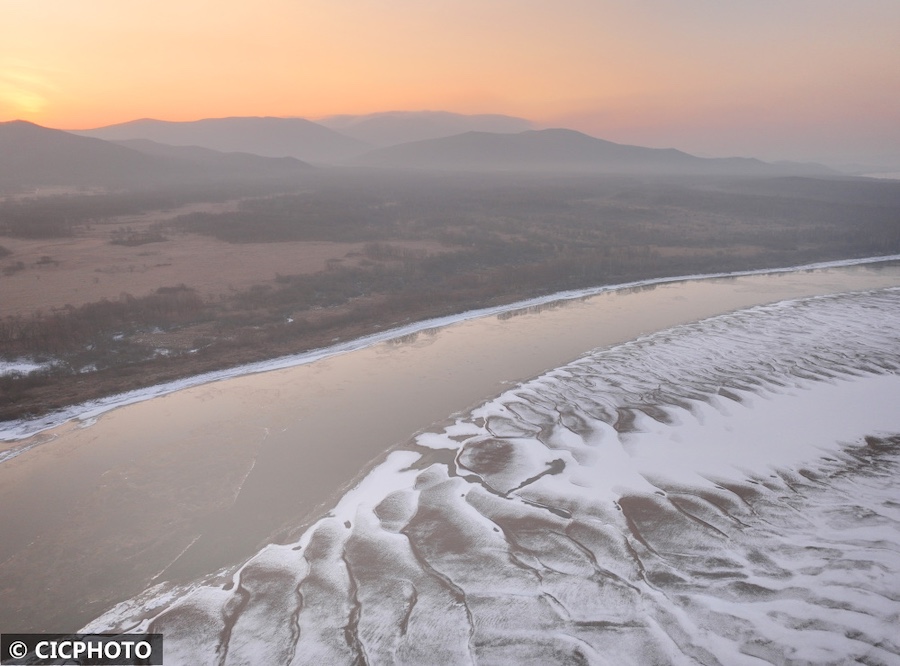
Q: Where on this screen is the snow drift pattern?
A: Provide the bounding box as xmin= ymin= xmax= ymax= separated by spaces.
xmin=87 ymin=288 xmax=900 ymax=665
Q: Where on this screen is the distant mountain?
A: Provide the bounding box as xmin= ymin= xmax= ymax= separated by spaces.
xmin=318 ymin=111 xmax=534 ymax=147
xmin=0 ymin=120 xmax=310 ymax=191
xmin=75 ymin=117 xmax=369 ymax=164
xmin=358 ymin=128 xmax=838 ymax=177
xmin=113 ymin=138 xmax=310 ymax=173
xmin=0 ymin=120 xmax=165 ymax=189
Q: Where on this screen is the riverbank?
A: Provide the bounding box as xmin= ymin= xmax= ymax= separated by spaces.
xmin=3 ymin=254 xmax=899 ymax=443
xmin=5 ymin=169 xmax=900 ymax=425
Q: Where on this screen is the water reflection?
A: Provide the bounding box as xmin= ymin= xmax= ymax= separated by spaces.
xmin=496 ymin=298 xmax=581 ymax=320
xmin=616 ymin=280 xmax=665 ymax=295
xmin=386 ymin=327 xmax=441 ymax=346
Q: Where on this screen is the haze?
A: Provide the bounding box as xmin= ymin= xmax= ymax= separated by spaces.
xmin=2 ymin=0 xmax=899 ymax=169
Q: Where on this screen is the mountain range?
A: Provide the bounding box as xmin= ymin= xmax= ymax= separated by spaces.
xmin=0 ymin=120 xmax=310 ymax=190
xmin=357 ymin=128 xmax=837 ymax=176
xmin=1 ymin=112 xmax=839 ymax=191
xmin=74 ymin=116 xmax=366 ymax=165
xmin=317 ymin=111 xmax=533 ymax=147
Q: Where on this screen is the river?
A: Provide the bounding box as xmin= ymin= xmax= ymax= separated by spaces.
xmin=1 ymin=258 xmax=899 ymax=651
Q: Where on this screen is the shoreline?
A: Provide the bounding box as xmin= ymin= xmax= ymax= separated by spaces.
xmin=3 ymin=252 xmax=899 ymax=445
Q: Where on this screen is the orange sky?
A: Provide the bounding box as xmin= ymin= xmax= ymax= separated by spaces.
xmin=2 ymin=0 xmax=899 ymax=165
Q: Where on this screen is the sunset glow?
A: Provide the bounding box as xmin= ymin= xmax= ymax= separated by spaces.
xmin=3 ymin=0 xmax=899 ymax=164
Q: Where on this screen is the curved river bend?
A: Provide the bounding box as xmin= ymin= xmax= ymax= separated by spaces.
xmin=1 ymin=259 xmax=899 ymax=664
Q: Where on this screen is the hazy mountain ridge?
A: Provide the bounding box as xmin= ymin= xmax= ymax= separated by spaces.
xmin=0 ymin=120 xmax=168 ymax=189
xmin=357 ymin=128 xmax=839 ymax=176
xmin=76 ymin=112 xmax=536 ymax=162
xmin=0 ymin=120 xmax=311 ymax=191
xmin=317 ymin=110 xmax=534 ymax=147
xmin=113 ymin=138 xmax=310 ymax=172
xmin=74 ymin=117 xmax=368 ymax=164
xmin=3 ymin=116 xmax=841 ymax=191
xmin=65 ymin=115 xmax=842 ymax=176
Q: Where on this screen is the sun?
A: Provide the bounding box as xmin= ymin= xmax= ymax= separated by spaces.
xmin=0 ymin=62 xmax=55 ymax=120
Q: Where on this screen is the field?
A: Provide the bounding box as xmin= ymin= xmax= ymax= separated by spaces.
xmin=2 ymin=169 xmax=899 ymax=421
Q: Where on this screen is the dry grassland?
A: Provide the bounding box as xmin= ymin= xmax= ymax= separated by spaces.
xmin=0 ymin=200 xmax=441 ymax=317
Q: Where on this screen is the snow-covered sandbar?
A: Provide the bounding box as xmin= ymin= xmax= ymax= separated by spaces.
xmin=90 ymin=285 xmax=900 ymax=664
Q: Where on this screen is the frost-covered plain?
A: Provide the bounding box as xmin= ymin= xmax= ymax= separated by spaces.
xmin=86 ymin=288 xmax=900 ymax=665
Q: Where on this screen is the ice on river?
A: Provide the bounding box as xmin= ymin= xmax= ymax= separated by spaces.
xmin=86 ymin=287 xmax=900 ymax=665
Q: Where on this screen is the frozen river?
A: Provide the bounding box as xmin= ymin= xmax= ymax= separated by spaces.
xmin=1 ymin=258 xmax=899 ymax=662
